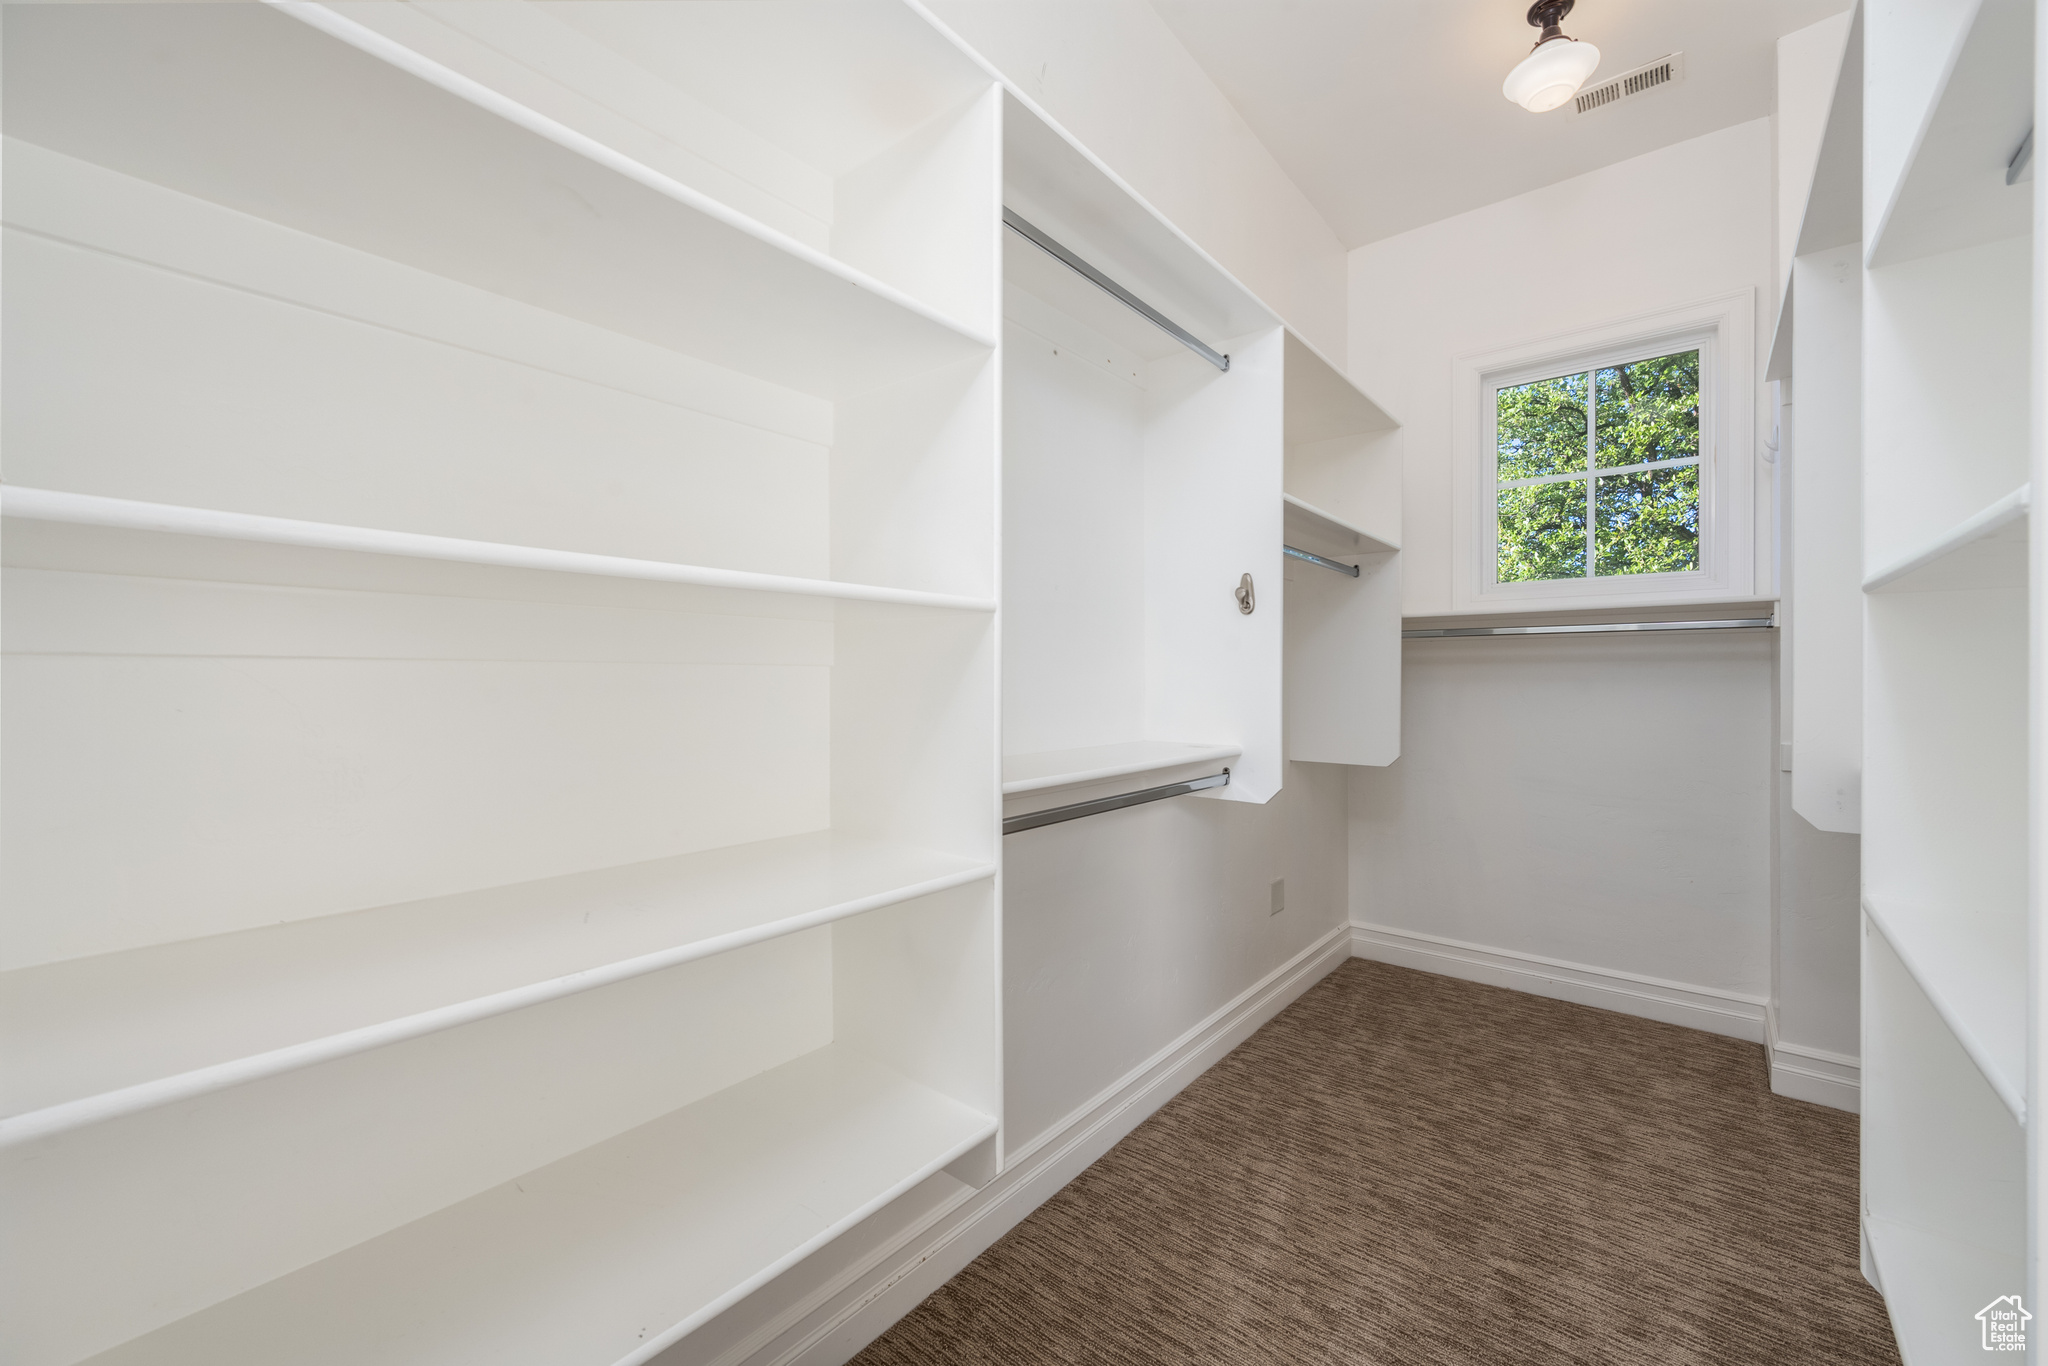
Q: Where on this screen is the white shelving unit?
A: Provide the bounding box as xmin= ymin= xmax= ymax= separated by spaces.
xmin=999 ymin=92 xmax=1287 ymax=811
xmin=1 ymin=6 xmax=1002 ymax=1365
xmin=5 ymin=4 xmax=1403 ymax=1361
xmin=1836 ymin=0 xmax=2040 ymax=1354
xmin=1280 ymin=333 xmax=1402 ymax=768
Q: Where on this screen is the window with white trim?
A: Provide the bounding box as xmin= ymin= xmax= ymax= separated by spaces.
xmin=1450 ymin=294 xmax=1754 ymax=612
xmin=1492 ymin=346 xmax=1702 ymax=582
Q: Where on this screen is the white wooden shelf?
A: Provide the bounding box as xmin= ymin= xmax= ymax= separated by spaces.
xmin=1864 ymin=1214 xmax=2026 ymax=1363
xmin=1864 ymin=895 xmax=2026 ymax=1121
xmin=1 ymin=488 xmax=998 ymax=614
xmin=88 ymin=1044 xmax=996 ymax=1366
xmin=1283 ymin=493 xmax=1399 ymax=557
xmin=1867 ymin=0 xmax=2032 ymax=268
xmin=1864 ymin=484 xmax=2030 ymax=594
xmin=6 ymin=3 xmax=993 ymax=401
xmin=1001 ymin=741 xmax=1241 ymax=797
xmin=2 ymin=833 xmax=995 ymax=1145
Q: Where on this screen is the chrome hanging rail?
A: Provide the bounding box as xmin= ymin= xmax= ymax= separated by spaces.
xmin=1284 ymin=545 xmax=1360 ymax=578
xmin=1002 ymin=208 xmax=1230 ymax=372
xmin=1003 ymin=770 xmax=1230 ymax=835
xmin=1403 ymin=617 xmax=1775 ymax=639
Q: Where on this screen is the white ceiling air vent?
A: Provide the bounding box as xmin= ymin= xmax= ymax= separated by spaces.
xmin=1573 ymin=52 xmax=1684 ymax=115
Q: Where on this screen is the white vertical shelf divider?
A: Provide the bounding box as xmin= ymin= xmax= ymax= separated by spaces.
xmin=0 ymin=5 xmax=1003 ymax=1364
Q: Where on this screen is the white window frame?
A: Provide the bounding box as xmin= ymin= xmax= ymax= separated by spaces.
xmin=1449 ymin=291 xmax=1755 ymax=611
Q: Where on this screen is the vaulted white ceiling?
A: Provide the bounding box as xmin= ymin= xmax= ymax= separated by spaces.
xmin=1149 ymin=0 xmax=1850 ymax=247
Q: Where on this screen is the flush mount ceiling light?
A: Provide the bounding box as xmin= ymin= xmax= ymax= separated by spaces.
xmin=1503 ymin=0 xmax=1601 ymax=112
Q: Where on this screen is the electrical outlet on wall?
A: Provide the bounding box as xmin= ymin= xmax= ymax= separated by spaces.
xmin=1270 ymin=878 xmax=1285 ymax=916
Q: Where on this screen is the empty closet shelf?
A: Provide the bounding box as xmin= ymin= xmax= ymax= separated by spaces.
xmin=1863 ymin=484 xmax=2029 ymax=593
xmin=13 ymin=3 xmax=991 ymax=400
xmin=0 ymin=832 xmax=995 ymax=1143
xmin=84 ymin=1044 xmax=996 ymax=1366
xmin=1862 ymin=894 xmax=2026 ymax=1120
xmin=1 ymin=488 xmax=998 ymax=613
xmin=1865 ymin=0 xmax=2033 ymax=267
xmin=1002 ymin=741 xmax=1242 ymax=797
xmin=1283 ymin=494 xmax=1398 ymax=557
xmin=1863 ymin=1215 xmax=2026 ymax=1363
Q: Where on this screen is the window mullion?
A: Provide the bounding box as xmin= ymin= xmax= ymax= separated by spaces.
xmin=1500 ymin=456 xmax=1698 ymax=488
xmin=1584 ymin=371 xmax=1597 ymax=578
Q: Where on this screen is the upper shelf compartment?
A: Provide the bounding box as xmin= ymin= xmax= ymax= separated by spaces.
xmin=0 ymin=2 xmax=994 ymax=400
xmin=1003 ymin=91 xmax=1276 ymax=365
xmin=1283 ymin=332 xmax=1401 ymax=552
xmin=1866 ymin=0 xmax=2033 ymax=267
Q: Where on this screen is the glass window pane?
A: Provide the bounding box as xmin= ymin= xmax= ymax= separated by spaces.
xmin=1594 ymin=464 xmax=1699 ymax=576
xmin=1498 ymin=480 xmax=1588 ymax=581
xmin=1497 ymin=372 xmax=1589 ymax=479
xmin=1594 ymin=350 xmax=1699 ymax=469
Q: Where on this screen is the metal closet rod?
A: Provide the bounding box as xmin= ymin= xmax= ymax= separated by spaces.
xmin=1003 ymin=208 xmax=1230 ymax=372
xmin=1284 ymin=545 xmax=1360 ymax=578
xmin=1003 ymin=769 xmax=1230 ymax=835
xmin=1404 ymin=617 xmax=1775 ymax=639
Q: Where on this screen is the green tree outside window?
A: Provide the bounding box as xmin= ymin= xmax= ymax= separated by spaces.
xmin=1496 ymin=350 xmax=1700 ymax=582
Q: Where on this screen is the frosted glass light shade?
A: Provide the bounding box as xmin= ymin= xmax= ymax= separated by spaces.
xmin=1503 ymin=37 xmax=1601 ymax=112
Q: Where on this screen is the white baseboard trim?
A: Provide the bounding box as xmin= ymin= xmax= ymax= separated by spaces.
xmin=708 ymin=921 xmax=1355 ymax=1366
xmin=1765 ymin=1002 xmax=1861 ymax=1113
xmin=1348 ymin=921 xmax=1768 ymax=1043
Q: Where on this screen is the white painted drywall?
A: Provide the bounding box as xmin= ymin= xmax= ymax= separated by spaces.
xmin=1348 ymin=117 xmax=1776 ymax=618
xmin=1349 ymin=632 xmax=1773 ymax=1000
xmin=1000 ymin=764 xmax=1349 ymax=1150
xmin=919 ymin=0 xmax=1347 ymax=366
xmin=1346 ymin=112 xmax=1860 ymax=1084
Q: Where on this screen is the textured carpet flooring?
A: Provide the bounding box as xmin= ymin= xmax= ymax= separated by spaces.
xmin=853 ymin=958 xmax=1897 ymax=1366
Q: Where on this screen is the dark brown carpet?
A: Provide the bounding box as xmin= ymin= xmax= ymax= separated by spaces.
xmin=853 ymin=958 xmax=1898 ymax=1366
